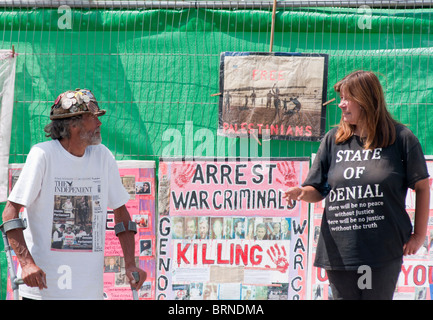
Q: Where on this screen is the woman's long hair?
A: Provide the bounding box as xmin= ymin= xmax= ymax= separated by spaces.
xmin=334 ymin=70 xmax=397 ymax=150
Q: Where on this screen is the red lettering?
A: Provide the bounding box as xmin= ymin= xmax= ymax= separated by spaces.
xmin=271 ymin=125 xmax=279 ymax=135
xmin=413 ymin=265 xmax=426 ymax=286
xmin=257 ymin=124 xmax=264 ymax=135
xmin=224 ymin=123 xmax=239 ymax=135
xmin=251 ymin=70 xmax=284 ymax=81
xmin=269 ymin=70 xmax=276 ymax=81
xmin=278 ymin=71 xmax=284 ymax=81
xmin=252 ymin=69 xmax=259 ymax=80
xmin=295 ymin=126 xmax=303 ymax=136
xmin=193 ymin=243 xmax=198 ymax=265
xmin=177 ymin=243 xmax=190 ymax=265
xmin=250 ymin=245 xmax=263 ymax=265
xmin=217 ymin=243 xmax=230 ymax=264
xmin=429 ymin=266 xmax=433 ymax=285
xmin=401 ymin=265 xmax=412 ymax=286
xmin=305 ymin=126 xmax=312 ymax=136
xmin=176 ymin=242 xmax=268 ymax=267
xmin=235 ymin=244 xmax=248 ymax=265
xmin=316 ymin=267 xmax=328 ymax=282
xmin=202 ymin=243 xmax=214 ymax=264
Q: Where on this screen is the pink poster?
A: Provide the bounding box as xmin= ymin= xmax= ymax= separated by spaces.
xmin=157 ymin=158 xmax=310 ymax=300
xmin=103 ymin=161 xmax=156 ymax=300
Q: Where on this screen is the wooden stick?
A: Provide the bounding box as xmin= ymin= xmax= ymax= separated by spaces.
xmin=322 ymin=98 xmax=336 ymax=106
xmin=269 ymin=0 xmax=277 ymax=52
xmin=250 ymin=131 xmax=262 ymax=146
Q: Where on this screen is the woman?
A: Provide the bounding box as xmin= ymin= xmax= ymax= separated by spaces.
xmin=284 ymin=70 xmax=430 ymax=300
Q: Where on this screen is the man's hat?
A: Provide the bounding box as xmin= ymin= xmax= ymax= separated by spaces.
xmin=50 ymin=88 xmax=106 ymax=120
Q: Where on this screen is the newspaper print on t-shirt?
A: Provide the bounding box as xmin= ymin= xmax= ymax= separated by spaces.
xmin=51 ymin=177 xmax=104 ymax=252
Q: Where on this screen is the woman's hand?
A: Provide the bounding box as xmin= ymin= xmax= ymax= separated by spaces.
xmin=284 ymin=187 xmax=305 ymax=202
xmin=403 ymin=233 xmax=425 ymax=256
xmin=284 ymin=186 xmax=324 ymax=203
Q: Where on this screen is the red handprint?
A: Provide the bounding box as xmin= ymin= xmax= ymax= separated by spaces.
xmin=265 ymin=243 xmax=289 ymax=273
xmin=173 ymin=162 xmax=196 ymax=188
xmin=276 ymin=161 xmax=297 ymax=188
xmin=276 ymin=161 xmax=297 ymax=209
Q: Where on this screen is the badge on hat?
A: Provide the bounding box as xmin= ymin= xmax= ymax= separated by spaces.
xmin=50 ymin=89 xmax=106 ymax=120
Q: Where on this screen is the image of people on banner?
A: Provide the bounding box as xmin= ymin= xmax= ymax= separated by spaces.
xmin=51 ymin=195 xmax=93 ymax=251
xmin=169 ymin=216 xmax=291 ymax=241
xmin=219 ymin=52 xmax=328 ymax=141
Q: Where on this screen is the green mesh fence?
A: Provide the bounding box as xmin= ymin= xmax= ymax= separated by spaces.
xmin=0 ymin=2 xmax=432 ymax=299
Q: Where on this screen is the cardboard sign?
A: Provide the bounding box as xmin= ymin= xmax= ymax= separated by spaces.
xmin=218 ymin=52 xmax=328 ymax=141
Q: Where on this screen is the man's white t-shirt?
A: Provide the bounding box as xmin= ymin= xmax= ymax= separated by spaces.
xmin=8 ymin=140 xmax=130 ymax=300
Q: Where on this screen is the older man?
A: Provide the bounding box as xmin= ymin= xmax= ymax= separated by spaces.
xmin=2 ymin=89 xmax=146 ymax=299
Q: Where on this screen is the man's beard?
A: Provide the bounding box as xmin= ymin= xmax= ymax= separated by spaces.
xmin=80 ymin=129 xmax=102 ymax=145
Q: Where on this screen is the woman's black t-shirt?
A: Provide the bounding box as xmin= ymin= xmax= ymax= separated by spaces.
xmin=303 ymin=124 xmax=429 ymax=270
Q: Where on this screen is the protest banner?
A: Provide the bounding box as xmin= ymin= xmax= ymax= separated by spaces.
xmin=103 ymin=161 xmax=156 ymax=300
xmin=218 ymin=52 xmax=328 ymax=141
xmin=157 ymin=158 xmax=310 ymax=300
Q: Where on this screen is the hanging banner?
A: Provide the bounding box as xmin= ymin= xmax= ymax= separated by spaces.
xmin=103 ymin=160 xmax=156 ymax=300
xmin=0 ymin=50 xmax=17 ymax=202
xmin=307 ymin=157 xmax=433 ymax=300
xmin=5 ymin=161 xmax=156 ymax=300
xmin=218 ymin=52 xmax=328 ymax=141
xmin=157 ymin=158 xmax=310 ymax=300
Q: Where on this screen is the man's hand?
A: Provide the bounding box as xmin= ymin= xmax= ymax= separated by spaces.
xmin=21 ymin=263 xmax=47 ymax=290
xmin=2 ymin=201 xmax=47 ymax=290
xmin=114 ymin=205 xmax=147 ymax=292
xmin=126 ymin=266 xmax=147 ymax=291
